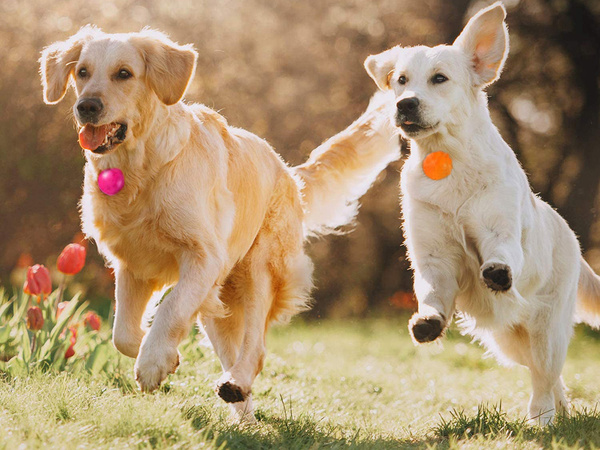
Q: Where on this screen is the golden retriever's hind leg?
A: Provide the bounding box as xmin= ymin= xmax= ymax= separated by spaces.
xmin=113 ymin=268 xmax=154 ymax=358
xmin=215 ymin=268 xmax=270 ymax=414
xmin=202 ymin=305 xmax=256 ymax=422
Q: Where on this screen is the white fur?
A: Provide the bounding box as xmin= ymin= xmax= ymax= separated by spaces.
xmin=366 ymin=2 xmax=600 ymax=425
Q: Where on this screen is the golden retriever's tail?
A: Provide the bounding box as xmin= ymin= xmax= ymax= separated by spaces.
xmin=294 ymin=91 xmax=400 ymax=236
xmin=577 ymin=257 xmax=600 ymax=328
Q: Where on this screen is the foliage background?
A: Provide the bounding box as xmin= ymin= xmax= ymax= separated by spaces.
xmin=1 ymin=0 xmax=599 ymax=317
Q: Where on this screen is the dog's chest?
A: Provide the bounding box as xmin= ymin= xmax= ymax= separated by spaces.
xmin=82 ymin=188 xmax=181 ymax=282
xmin=401 ymin=156 xmax=482 ymax=214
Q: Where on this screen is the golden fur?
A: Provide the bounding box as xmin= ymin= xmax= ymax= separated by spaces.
xmin=40 ymin=26 xmax=399 ymax=420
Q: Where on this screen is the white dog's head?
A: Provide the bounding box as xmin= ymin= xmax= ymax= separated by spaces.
xmin=365 ymin=2 xmax=508 ymax=140
xmin=40 ymin=26 xmax=197 ymax=155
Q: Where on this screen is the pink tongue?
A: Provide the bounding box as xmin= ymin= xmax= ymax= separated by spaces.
xmin=78 ymin=124 xmax=109 ymax=151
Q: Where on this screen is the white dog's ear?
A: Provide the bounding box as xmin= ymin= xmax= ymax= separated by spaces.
xmin=453 ymin=2 xmax=509 ymax=87
xmin=133 ymin=30 xmax=198 ymax=106
xmin=364 ymin=47 xmax=400 ymax=91
xmin=39 ymin=25 xmax=98 ymax=104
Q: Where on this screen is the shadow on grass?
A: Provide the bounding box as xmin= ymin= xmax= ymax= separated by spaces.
xmin=434 ymin=403 xmax=600 ymax=449
xmin=181 ymin=401 xmax=437 ymax=449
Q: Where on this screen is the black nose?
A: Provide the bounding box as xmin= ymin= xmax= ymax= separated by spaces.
xmin=76 ymin=98 xmax=103 ymax=122
xmin=397 ymin=97 xmax=420 ymax=115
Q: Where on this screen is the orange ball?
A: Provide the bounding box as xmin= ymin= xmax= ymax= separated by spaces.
xmin=422 ymin=151 xmax=452 ymax=180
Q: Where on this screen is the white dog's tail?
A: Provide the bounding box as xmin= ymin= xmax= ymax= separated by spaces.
xmin=577 ymin=257 xmax=600 ymax=328
xmin=294 ymin=91 xmax=400 ymax=236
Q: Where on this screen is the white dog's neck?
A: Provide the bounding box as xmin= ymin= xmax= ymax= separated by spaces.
xmin=410 ymin=91 xmax=505 ymax=164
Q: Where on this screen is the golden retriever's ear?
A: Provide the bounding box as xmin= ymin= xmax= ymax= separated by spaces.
xmin=364 ymin=47 xmax=400 ymax=91
xmin=133 ymin=30 xmax=198 ymax=106
xmin=453 ymin=2 xmax=509 ymax=87
xmin=39 ymin=26 xmax=98 ymax=104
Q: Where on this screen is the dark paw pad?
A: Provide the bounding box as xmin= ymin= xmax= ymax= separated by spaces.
xmin=411 ymin=317 xmax=443 ymax=343
xmin=482 ymin=263 xmax=512 ymax=292
xmin=217 ymin=381 xmax=247 ymax=403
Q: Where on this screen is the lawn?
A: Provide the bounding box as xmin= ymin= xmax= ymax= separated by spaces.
xmin=1 ymin=315 xmax=600 ymax=449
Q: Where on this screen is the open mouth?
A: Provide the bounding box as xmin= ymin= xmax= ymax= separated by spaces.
xmin=398 ymin=120 xmax=436 ymax=135
xmin=78 ymin=122 xmax=127 ymax=154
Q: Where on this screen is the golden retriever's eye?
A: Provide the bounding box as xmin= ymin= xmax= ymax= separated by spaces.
xmin=432 ymin=74 xmax=448 ymax=84
xmin=117 ymin=69 xmax=132 ymax=80
xmin=398 ymin=75 xmax=407 ymax=85
xmin=77 ymin=68 xmax=88 ymax=79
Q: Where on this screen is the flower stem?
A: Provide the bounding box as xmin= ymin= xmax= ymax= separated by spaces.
xmin=57 ymin=273 xmax=67 ymax=306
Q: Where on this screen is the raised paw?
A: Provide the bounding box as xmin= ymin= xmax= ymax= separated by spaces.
xmin=216 ymin=372 xmax=250 ymax=403
xmin=409 ymin=313 xmax=445 ymax=343
xmin=481 ymin=262 xmax=512 ymax=292
xmin=134 ymin=346 xmax=180 ymax=393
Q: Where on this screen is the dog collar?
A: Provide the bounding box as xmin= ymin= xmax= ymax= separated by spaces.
xmin=423 ymin=151 xmax=452 ymax=180
xmin=98 ymin=168 xmax=125 ymax=195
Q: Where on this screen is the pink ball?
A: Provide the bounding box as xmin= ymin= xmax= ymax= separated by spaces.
xmin=98 ymin=168 xmax=125 ymax=196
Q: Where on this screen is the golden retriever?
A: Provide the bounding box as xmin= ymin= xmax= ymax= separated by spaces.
xmin=365 ymin=2 xmax=600 ymax=425
xmin=40 ymin=26 xmax=399 ymax=421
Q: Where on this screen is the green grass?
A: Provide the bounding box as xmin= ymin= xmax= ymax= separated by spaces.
xmin=1 ymin=315 xmax=600 ymax=449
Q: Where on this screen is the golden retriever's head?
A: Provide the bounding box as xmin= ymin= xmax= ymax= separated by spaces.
xmin=364 ymin=2 xmax=508 ymax=140
xmin=40 ymin=26 xmax=197 ymax=155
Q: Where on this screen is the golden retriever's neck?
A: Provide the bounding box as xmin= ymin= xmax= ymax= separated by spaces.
xmin=83 ymin=101 xmax=193 ymax=203
xmin=86 ymin=101 xmax=191 ymax=176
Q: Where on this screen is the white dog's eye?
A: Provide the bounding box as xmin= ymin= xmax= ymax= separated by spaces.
xmin=432 ymin=74 xmax=448 ymax=84
xmin=117 ymin=69 xmax=132 ymax=80
xmin=398 ymin=75 xmax=407 ymax=85
xmin=77 ymin=68 xmax=88 ymax=79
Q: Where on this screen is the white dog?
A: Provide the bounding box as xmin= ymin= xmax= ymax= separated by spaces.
xmin=365 ymin=2 xmax=600 ymax=424
xmin=40 ymin=27 xmax=399 ymax=421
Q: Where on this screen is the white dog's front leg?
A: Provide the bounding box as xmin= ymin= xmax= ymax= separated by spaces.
xmin=404 ymin=203 xmax=461 ymax=343
xmin=473 ymin=209 xmax=524 ymax=293
xmin=134 ymin=251 xmax=224 ymax=392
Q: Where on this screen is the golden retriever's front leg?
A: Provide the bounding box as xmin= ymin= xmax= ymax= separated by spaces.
xmin=134 ymin=251 xmax=224 ymax=392
xmin=113 ymin=268 xmax=154 ymax=358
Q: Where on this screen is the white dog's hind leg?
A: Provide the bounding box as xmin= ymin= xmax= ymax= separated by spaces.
xmin=527 ymin=309 xmax=571 ymax=425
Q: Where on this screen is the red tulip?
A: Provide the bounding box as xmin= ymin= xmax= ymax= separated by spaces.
xmin=56 ymin=302 xmax=68 ymax=319
xmin=57 ymin=243 xmax=86 ymax=275
xmin=68 ymin=325 xmax=78 ymax=343
xmin=26 ymin=306 xmax=44 ymax=331
xmin=65 ymin=343 xmax=75 ymax=359
xmin=65 ymin=326 xmax=77 ymax=359
xmin=23 ymin=264 xmax=52 ymax=297
xmin=84 ymin=311 xmax=101 ymax=331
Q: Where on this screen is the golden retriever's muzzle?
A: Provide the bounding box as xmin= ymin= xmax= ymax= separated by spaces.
xmin=76 ymin=97 xmax=104 ymax=124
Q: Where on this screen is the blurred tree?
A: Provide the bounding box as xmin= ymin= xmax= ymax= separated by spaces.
xmin=0 ymin=0 xmax=599 ymax=316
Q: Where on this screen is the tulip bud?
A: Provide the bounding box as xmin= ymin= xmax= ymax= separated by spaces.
xmin=26 ymin=306 xmax=44 ymax=331
xmin=84 ymin=312 xmax=101 ymax=331
xmin=57 ymin=243 xmax=86 ymax=275
xmin=56 ymin=302 xmax=68 ymax=319
xmin=23 ymin=264 xmax=52 ymax=297
xmin=65 ymin=343 xmax=75 ymax=359
xmin=65 ymin=326 xmax=77 ymax=359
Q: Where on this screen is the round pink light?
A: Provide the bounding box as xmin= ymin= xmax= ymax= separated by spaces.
xmin=98 ymin=168 xmax=125 ymax=196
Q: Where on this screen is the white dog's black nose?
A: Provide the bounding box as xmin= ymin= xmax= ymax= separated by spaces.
xmin=397 ymin=97 xmax=420 ymax=115
xmin=76 ymin=97 xmax=104 ymax=123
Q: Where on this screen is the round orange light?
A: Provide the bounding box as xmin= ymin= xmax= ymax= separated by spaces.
xmin=422 ymin=151 xmax=452 ymax=180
